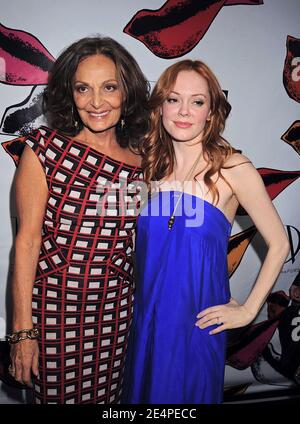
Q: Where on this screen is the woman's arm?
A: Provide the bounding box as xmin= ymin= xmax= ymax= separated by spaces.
xmin=231 ymin=161 xmax=290 ymax=316
xmin=10 ymin=145 xmax=48 ymax=385
xmin=196 ymin=155 xmax=290 ymax=334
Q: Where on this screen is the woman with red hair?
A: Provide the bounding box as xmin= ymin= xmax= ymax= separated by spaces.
xmin=123 ymin=60 xmax=289 ymax=404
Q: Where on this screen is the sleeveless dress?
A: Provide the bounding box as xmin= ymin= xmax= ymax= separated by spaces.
xmin=123 ymin=190 xmax=232 ymax=404
xmin=15 ymin=126 xmax=142 ymax=404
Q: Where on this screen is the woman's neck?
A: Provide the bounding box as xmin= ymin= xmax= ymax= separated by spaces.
xmin=172 ymin=140 xmax=203 ymax=170
xmin=76 ymin=126 xmax=118 ymax=150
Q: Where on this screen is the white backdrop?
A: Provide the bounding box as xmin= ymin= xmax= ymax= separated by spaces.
xmin=0 ymin=0 xmax=299 ymax=403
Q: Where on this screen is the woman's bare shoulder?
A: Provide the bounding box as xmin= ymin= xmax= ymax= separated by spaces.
xmin=125 ymin=150 xmax=142 ymax=167
xmin=223 ymin=152 xmax=252 ymax=169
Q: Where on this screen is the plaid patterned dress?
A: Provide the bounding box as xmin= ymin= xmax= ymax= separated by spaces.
xmin=19 ymin=126 xmax=142 ymax=403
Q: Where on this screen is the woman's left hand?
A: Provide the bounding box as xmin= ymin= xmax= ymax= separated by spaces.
xmin=195 ymin=298 xmax=255 ymax=335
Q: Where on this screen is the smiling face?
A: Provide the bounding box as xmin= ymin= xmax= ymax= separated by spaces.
xmin=73 ymin=54 xmax=123 ymax=134
xmin=161 ymin=70 xmax=211 ymax=144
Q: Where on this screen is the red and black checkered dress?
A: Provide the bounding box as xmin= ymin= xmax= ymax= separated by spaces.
xmin=19 ymin=126 xmax=142 ymax=403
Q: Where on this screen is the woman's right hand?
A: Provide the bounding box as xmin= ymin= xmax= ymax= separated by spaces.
xmin=10 ymin=339 xmax=39 ymax=387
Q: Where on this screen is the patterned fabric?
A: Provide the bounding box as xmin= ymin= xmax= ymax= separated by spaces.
xmin=20 ymin=126 xmax=142 ymax=404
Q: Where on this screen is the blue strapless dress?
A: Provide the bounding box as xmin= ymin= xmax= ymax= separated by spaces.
xmin=123 ymin=191 xmax=232 ymax=404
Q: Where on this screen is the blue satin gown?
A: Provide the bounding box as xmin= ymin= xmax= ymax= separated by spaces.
xmin=123 ymin=191 xmax=232 ymax=404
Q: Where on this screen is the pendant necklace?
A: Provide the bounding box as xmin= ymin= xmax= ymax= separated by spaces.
xmin=168 ymin=151 xmax=202 ymax=230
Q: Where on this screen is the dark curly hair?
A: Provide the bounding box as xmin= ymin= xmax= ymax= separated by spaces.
xmin=44 ymin=36 xmax=150 ymax=149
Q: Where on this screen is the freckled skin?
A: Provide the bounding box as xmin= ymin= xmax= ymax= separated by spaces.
xmin=162 ymin=70 xmax=211 ymax=144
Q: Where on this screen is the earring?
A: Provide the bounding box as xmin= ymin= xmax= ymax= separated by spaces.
xmin=71 ymin=105 xmax=79 ymax=129
xmin=121 ymin=118 xmax=125 ymax=131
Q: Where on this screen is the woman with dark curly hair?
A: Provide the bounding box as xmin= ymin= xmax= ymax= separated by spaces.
xmin=7 ymin=36 xmax=149 ymax=404
xmin=122 ymin=60 xmax=289 ymax=404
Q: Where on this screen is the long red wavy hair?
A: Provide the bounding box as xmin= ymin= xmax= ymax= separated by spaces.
xmin=142 ymin=60 xmax=239 ymax=204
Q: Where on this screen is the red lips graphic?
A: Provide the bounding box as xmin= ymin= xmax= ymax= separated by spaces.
xmin=124 ymin=0 xmax=263 ymax=59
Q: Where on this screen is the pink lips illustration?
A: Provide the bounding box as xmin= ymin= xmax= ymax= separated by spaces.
xmin=124 ymin=0 xmax=264 ymax=59
xmin=0 ymin=22 xmax=54 ymax=85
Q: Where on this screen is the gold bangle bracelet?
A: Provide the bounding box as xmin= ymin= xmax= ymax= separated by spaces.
xmin=6 ymin=328 xmax=39 ymax=344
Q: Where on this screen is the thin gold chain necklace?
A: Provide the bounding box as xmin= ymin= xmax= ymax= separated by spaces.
xmin=168 ymin=151 xmax=202 ymax=230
